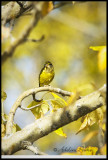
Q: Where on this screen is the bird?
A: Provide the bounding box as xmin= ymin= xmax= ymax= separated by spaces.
xmin=39 ymin=61 xmax=55 ymax=87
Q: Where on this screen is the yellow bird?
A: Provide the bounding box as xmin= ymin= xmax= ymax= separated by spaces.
xmin=39 ymin=61 xmax=55 ymax=87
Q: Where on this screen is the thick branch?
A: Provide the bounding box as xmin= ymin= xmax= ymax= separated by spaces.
xmin=2 ymin=84 xmax=106 ymax=155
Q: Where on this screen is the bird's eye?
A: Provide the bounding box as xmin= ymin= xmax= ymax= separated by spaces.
xmin=49 ymin=64 xmax=52 ymax=67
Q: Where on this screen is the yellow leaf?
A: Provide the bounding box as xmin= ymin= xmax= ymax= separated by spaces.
xmin=27 ymin=100 xmax=50 ymax=119
xmin=51 ymin=93 xmax=67 ymax=111
xmin=66 ymin=91 xmax=78 ymax=106
xmin=12 ymin=123 xmax=17 ymax=133
xmin=1 ymin=123 xmax=6 ymax=137
xmin=77 ymin=107 xmax=104 ymax=134
xmin=1 ymin=113 xmax=8 ymax=124
xmin=89 ymin=46 xmax=105 ymax=51
xmin=77 ymin=146 xmax=98 ymax=155
xmin=41 ymin=102 xmax=50 ymax=114
xmin=100 ymin=144 xmax=106 ymax=155
xmin=102 ymin=123 xmax=106 ymax=132
xmin=87 ymin=111 xmax=98 ymax=126
xmin=1 ymin=91 xmax=7 ymax=101
xmin=82 ymin=131 xmax=98 ymax=143
xmin=89 ymin=46 xmax=106 ymax=72
xmin=12 ymin=123 xmax=21 ymax=133
xmin=42 ymin=1 xmax=53 ymax=17
xmin=1 ymin=113 xmax=21 ymax=135
xmin=51 ymin=99 xmax=66 ymax=110
xmin=54 ymin=127 xmax=67 ymax=138
xmin=98 ymin=47 xmax=106 ymax=71
xmin=95 ymin=108 xmax=104 ymax=125
xmin=76 ymin=116 xmax=88 ymax=134
xmin=16 ymin=124 xmax=21 ymax=131
xmin=51 ymin=92 xmax=67 ymax=106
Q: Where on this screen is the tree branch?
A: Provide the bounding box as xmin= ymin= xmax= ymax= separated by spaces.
xmin=6 ymin=86 xmax=73 ymax=136
xmin=1 ymin=2 xmax=44 ymax=65
xmin=2 ymin=84 xmax=106 ymax=155
xmin=24 ymin=35 xmax=45 ymax=43
xmin=21 ymin=104 xmax=42 ymax=111
xmin=2 ymin=1 xmax=33 ymax=24
xmin=21 ymin=141 xmax=47 ymax=155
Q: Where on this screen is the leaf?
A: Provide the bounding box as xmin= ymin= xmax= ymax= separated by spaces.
xmin=98 ymin=47 xmax=106 ymax=72
xmin=101 ymin=123 xmax=106 ymax=132
xmin=27 ymin=100 xmax=50 ymax=119
xmin=51 ymin=92 xmax=67 ymax=105
xmin=1 ymin=113 xmax=21 ymax=136
xmin=16 ymin=124 xmax=21 ymax=131
xmin=1 ymin=91 xmax=7 ymax=101
xmin=89 ymin=46 xmax=106 ymax=72
xmin=12 ymin=123 xmax=17 ymax=133
xmin=95 ymin=108 xmax=104 ymax=125
xmin=1 ymin=123 xmax=6 ymax=137
xmin=12 ymin=123 xmax=21 ymax=133
xmin=77 ymin=146 xmax=98 ymax=155
xmin=82 ymin=131 xmax=98 ymax=143
xmin=51 ymin=99 xmax=66 ymax=111
xmin=54 ymin=127 xmax=67 ymax=138
xmin=76 ymin=107 xmax=104 ymax=134
xmin=51 ymin=93 xmax=67 ymax=111
xmin=41 ymin=102 xmax=50 ymax=114
xmin=76 ymin=116 xmax=88 ymax=134
xmin=1 ymin=113 xmax=8 ymax=124
xmin=89 ymin=46 xmax=105 ymax=51
xmin=41 ymin=1 xmax=53 ymax=17
xmin=100 ymin=144 xmax=106 ymax=155
xmin=66 ymin=91 xmax=78 ymax=106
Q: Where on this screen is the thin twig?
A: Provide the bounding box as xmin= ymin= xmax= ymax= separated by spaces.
xmin=24 ymin=35 xmax=45 ymax=43
xmin=21 ymin=103 xmax=42 ymax=111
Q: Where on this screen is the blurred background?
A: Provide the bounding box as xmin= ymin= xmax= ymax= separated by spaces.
xmin=2 ymin=1 xmax=106 ymax=155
